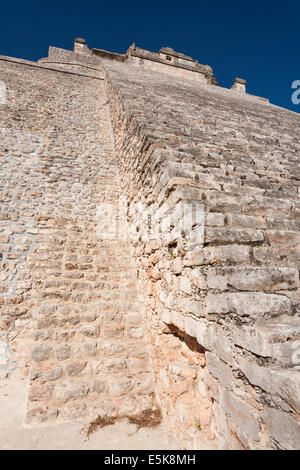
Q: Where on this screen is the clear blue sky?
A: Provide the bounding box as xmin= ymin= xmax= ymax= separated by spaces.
xmin=1 ymin=0 xmax=299 ymax=112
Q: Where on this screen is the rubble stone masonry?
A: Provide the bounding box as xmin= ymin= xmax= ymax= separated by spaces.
xmin=0 ymin=48 xmax=156 ymax=425
xmin=0 ymin=39 xmax=299 ymax=449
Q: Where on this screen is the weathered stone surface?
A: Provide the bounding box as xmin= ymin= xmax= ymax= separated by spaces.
xmin=206 ymin=268 xmax=299 ymax=291
xmin=109 ymin=378 xmax=132 ymax=396
xmin=56 ymin=345 xmax=71 ymax=361
xmin=53 ymin=382 xmax=90 ymax=404
xmin=31 ymin=345 xmax=52 ymax=362
xmin=222 ymin=390 xmax=260 ymax=442
xmin=180 ymin=277 xmax=192 ymax=295
xmin=205 ymin=228 xmax=264 ymax=245
xmin=66 ymin=361 xmax=87 ymax=376
xmin=0 ymin=44 xmax=156 ymax=425
xmin=264 ymin=407 xmax=300 ymax=449
xmin=1 ymin=38 xmax=300 ymax=449
xmin=206 ymin=292 xmax=290 ymax=317
xmin=196 ymin=322 xmax=217 ymax=351
xmin=205 ymin=352 xmax=232 ymax=389
xmin=239 ymin=358 xmax=300 ymax=413
xmin=232 ymin=323 xmax=300 ymax=364
xmin=93 ymin=380 xmax=107 ymax=393
xmin=184 ymin=245 xmax=251 ymax=266
xmin=186 ymin=300 xmax=205 ymax=317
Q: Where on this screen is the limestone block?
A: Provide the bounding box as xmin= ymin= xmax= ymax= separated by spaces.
xmin=232 ymin=324 xmax=300 ymax=364
xmin=56 ymin=345 xmax=71 ymax=361
xmin=221 ymin=390 xmax=260 ymax=442
xmin=206 ymin=267 xmax=299 ymax=292
xmin=104 ymin=357 xmax=127 ymax=373
xmin=196 ymin=322 xmax=216 ymax=351
xmin=169 ymin=362 xmax=197 ymax=379
xmin=206 ymin=292 xmax=291 ymax=317
xmin=264 ymin=407 xmax=300 ymax=449
xmin=180 ymin=276 xmax=192 ymax=295
xmin=161 ymin=309 xmax=172 ymax=324
xmin=93 ymin=380 xmax=107 ymax=393
xmin=205 ymin=228 xmax=264 ymax=245
xmin=31 ymin=344 xmax=52 ymax=362
xmin=184 ymin=245 xmax=251 ymax=266
xmin=184 ymin=316 xmax=198 ymax=338
xmin=205 ymin=352 xmax=232 ymax=389
xmin=66 ymin=361 xmax=87 ymax=376
xmin=186 ymin=300 xmax=205 ymax=318
xmin=238 ymin=358 xmax=300 ymax=413
xmin=53 ymin=382 xmax=90 ymax=404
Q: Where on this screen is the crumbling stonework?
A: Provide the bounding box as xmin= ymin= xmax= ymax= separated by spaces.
xmin=0 ymin=38 xmax=299 ymax=449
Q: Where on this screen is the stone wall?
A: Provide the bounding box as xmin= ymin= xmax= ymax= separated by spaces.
xmin=0 ymin=39 xmax=299 ymax=449
xmin=102 ymin=57 xmax=300 ymax=449
xmin=127 ymin=55 xmax=208 ymax=84
xmin=0 ymin=52 xmax=157 ymax=424
xmin=38 ymin=46 xmax=102 ymax=77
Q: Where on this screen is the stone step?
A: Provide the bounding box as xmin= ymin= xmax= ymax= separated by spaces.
xmin=232 ymin=323 xmax=300 ymax=365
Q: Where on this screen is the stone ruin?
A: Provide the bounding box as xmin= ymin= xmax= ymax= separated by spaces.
xmin=0 ymin=37 xmax=299 ymax=450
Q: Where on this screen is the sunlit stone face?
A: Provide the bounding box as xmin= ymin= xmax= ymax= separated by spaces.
xmin=0 ymin=80 xmax=6 ymax=104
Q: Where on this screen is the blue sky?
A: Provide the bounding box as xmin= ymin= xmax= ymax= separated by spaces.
xmin=0 ymin=0 xmax=299 ymax=112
